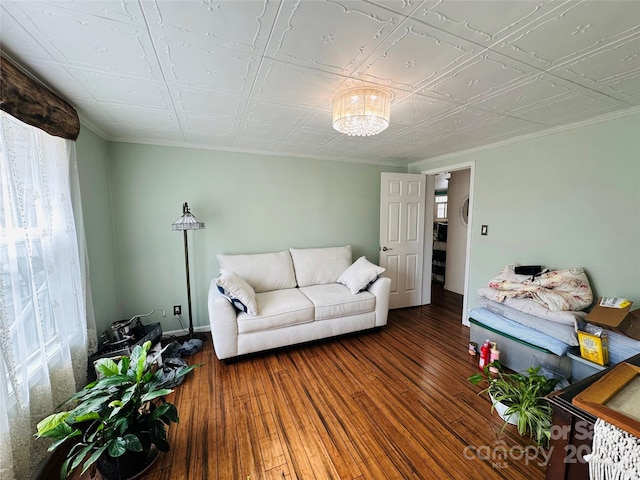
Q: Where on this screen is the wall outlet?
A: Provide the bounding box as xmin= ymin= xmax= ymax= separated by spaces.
xmin=173 ymin=305 xmax=181 ymax=316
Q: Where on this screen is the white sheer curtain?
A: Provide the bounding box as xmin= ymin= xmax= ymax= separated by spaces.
xmin=0 ymin=111 xmax=97 ymax=480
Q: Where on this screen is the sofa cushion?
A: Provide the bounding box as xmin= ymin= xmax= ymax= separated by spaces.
xmin=299 ymin=283 xmax=375 ymax=321
xmin=337 ymin=256 xmax=386 ymax=294
xmin=218 ymin=251 xmax=296 ymax=293
xmin=289 ymin=245 xmax=352 ymax=287
xmin=215 ymin=269 xmax=257 ymax=315
xmin=237 ymin=288 xmax=314 ymax=334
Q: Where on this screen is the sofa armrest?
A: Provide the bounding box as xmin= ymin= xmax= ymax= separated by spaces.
xmin=207 ymin=278 xmax=239 ymax=359
xmin=367 ymin=276 xmax=391 ymax=327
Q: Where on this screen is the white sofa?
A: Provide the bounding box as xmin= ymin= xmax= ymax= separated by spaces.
xmin=208 ymin=245 xmax=391 ymax=360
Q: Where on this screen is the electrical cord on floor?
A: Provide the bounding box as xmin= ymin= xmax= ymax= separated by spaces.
xmin=174 ymin=314 xmax=189 ymax=334
xmin=161 ymin=315 xmax=189 ymax=346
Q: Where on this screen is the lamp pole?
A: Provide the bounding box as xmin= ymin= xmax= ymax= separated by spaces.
xmin=182 ymin=228 xmax=195 ymax=337
xmin=173 ymin=202 xmax=205 ymax=342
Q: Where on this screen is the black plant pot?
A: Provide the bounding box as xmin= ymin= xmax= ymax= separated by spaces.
xmin=97 ymin=447 xmax=158 ymax=480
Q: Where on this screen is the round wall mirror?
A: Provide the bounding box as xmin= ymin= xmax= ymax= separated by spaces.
xmin=460 ymin=197 xmax=469 ymax=226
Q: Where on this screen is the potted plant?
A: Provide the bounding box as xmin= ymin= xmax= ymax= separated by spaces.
xmin=468 ymin=360 xmax=560 ymax=446
xmin=35 ymin=341 xmax=197 ymax=480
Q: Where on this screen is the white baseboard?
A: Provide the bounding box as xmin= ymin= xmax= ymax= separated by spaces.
xmin=162 ymin=325 xmax=211 ymax=337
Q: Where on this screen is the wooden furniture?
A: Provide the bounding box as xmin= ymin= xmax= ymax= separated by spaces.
xmin=546 ymin=353 xmax=640 ymax=480
xmin=574 ymin=362 xmax=640 ymax=438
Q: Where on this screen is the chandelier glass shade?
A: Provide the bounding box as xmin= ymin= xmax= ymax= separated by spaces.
xmin=332 ymin=88 xmax=391 ymax=136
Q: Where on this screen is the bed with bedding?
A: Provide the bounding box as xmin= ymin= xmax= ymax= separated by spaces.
xmin=470 ymin=265 xmax=592 ymax=379
xmin=472 ymin=265 xmax=640 ymax=383
xmin=475 ymin=297 xmax=583 ymax=347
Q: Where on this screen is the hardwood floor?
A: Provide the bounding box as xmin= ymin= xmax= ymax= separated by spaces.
xmin=142 ymin=288 xmax=548 ymax=480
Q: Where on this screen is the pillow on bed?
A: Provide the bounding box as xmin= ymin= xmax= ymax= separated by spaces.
xmin=215 ymin=269 xmax=257 ymax=315
xmin=337 ymin=256 xmax=385 ymax=294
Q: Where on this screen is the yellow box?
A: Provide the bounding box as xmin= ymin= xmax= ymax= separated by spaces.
xmin=577 ymin=330 xmax=609 ymax=366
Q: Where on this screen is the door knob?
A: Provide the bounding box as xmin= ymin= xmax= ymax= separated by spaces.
xmin=381 ymin=246 xmax=392 ymax=251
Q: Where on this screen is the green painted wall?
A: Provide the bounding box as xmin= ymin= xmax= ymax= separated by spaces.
xmin=410 ymin=112 xmax=640 ymax=314
xmin=76 ymin=111 xmax=639 ymax=336
xmin=75 ymin=127 xmax=121 ymax=332
xmin=106 ymin=143 xmax=403 ymax=334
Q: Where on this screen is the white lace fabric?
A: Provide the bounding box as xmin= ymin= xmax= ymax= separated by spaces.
xmin=0 ymin=112 xmax=97 ymax=480
xmin=587 ymin=418 xmax=640 ymax=480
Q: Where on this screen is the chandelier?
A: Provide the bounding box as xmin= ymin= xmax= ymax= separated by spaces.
xmin=332 ymin=87 xmax=391 ymax=136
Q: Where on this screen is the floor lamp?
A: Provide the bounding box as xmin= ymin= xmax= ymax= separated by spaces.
xmin=172 ymin=202 xmax=206 ymax=342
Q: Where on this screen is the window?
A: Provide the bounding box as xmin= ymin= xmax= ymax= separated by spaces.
xmin=1 ymin=189 xmax=57 ymax=351
xmin=0 ymin=111 xmax=93 ymax=479
xmin=0 ymin=122 xmax=71 ymax=389
xmin=435 ymin=195 xmax=448 ymax=220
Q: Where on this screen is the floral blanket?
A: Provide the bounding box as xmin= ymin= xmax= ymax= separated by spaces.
xmin=487 ymin=264 xmax=593 ymax=312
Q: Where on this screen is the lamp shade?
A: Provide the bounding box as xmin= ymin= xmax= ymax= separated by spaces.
xmin=332 ymin=88 xmax=391 ymax=136
xmin=172 ymin=202 xmax=205 ymax=231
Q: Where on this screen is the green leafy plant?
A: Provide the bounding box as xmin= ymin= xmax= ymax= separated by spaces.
xmin=35 ymin=341 xmax=197 ymax=479
xmin=468 ymin=360 xmax=560 ymax=446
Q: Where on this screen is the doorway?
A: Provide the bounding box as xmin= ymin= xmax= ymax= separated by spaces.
xmin=423 ymin=162 xmax=474 ymax=326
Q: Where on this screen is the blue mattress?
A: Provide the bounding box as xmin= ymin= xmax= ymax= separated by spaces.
xmin=469 ymin=307 xmax=571 ymax=356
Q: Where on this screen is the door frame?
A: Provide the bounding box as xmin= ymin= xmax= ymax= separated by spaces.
xmin=421 ymin=161 xmax=475 ymax=326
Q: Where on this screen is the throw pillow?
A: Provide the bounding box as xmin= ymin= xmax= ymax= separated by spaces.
xmin=215 ymin=269 xmax=258 ymax=315
xmin=337 ymin=256 xmax=385 ymax=294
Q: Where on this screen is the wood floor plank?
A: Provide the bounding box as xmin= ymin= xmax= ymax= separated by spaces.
xmin=291 ymin=376 xmax=364 ymax=478
xmin=133 ymin=286 xmax=546 ymax=480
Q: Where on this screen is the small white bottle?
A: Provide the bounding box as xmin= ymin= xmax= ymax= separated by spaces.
xmin=489 ymin=342 xmax=500 ymax=373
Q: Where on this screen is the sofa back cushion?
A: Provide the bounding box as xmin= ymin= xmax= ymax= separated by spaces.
xmin=217 ymin=251 xmax=296 ymax=293
xmin=289 ymin=245 xmax=352 ymax=287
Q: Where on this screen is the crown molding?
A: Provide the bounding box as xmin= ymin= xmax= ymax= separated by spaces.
xmin=104 ymin=136 xmax=405 ymax=168
xmin=409 ymin=106 xmax=640 ymax=168
xmin=78 ymin=114 xmax=110 ymax=140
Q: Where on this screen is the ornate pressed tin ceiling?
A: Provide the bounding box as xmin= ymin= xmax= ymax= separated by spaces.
xmin=1 ymin=0 xmax=638 ymax=166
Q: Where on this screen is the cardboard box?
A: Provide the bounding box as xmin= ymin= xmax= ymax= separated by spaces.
xmin=586 ymin=298 xmax=640 ymax=341
xmin=577 ymin=329 xmax=609 ymax=366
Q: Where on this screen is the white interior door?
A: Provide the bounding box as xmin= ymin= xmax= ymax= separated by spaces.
xmin=380 ymin=172 xmax=427 ymax=309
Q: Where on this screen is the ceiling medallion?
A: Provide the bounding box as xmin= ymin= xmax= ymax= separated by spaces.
xmin=332 ymin=87 xmax=391 ymax=136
